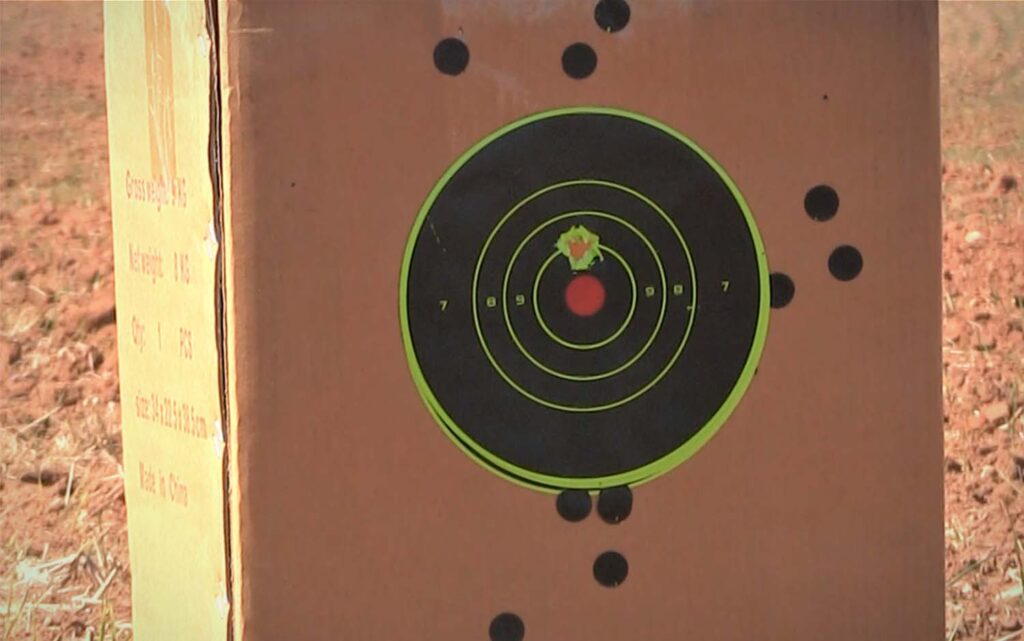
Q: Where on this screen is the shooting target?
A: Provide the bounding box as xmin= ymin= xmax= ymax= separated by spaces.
xmin=400 ymin=107 xmax=769 ymax=491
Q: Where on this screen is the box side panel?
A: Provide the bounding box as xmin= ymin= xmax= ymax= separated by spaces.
xmin=224 ymin=2 xmax=942 ymax=639
xmin=103 ymin=3 xmax=228 ymax=639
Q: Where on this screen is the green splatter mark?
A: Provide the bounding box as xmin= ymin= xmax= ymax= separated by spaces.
xmin=555 ymin=224 xmax=603 ymax=271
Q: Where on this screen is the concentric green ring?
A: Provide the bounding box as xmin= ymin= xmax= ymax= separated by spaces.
xmin=516 ymin=244 xmax=648 ymax=381
xmin=399 ymin=106 xmax=771 ymax=493
xmin=499 ymin=211 xmax=667 ymax=384
xmin=474 ymin=184 xmax=696 ymax=410
xmin=532 ymin=247 xmax=636 ymax=351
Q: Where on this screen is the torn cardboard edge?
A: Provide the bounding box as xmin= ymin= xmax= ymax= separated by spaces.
xmin=205 ymin=1 xmax=236 ymax=639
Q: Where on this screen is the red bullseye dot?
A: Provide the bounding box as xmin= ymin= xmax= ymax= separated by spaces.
xmin=564 ymin=273 xmax=606 ymax=318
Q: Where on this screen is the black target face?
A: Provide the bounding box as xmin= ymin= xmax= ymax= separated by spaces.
xmin=400 ymin=108 xmax=769 ymax=491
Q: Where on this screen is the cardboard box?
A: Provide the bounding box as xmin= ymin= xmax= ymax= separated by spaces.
xmin=104 ymin=2 xmax=943 ymax=639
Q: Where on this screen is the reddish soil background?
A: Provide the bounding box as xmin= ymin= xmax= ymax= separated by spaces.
xmin=2 ymin=2 xmax=128 ymax=640
xmin=940 ymin=4 xmax=1024 ymax=639
xmin=1 ymin=2 xmax=1021 ymax=640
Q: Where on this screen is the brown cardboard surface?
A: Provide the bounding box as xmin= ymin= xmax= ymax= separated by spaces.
xmin=104 ymin=2 xmax=228 ymax=639
xmin=107 ymin=1 xmax=942 ymax=639
xmin=217 ymin=2 xmax=942 ymax=639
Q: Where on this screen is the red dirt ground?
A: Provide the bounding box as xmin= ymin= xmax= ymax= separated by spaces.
xmin=939 ymin=4 xmax=1024 ymax=638
xmin=1 ymin=3 xmax=128 ymax=639
xmin=1 ymin=2 xmax=1022 ymax=640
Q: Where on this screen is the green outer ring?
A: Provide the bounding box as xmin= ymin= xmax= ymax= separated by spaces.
xmin=399 ymin=106 xmax=771 ymax=493
xmin=500 ymin=212 xmax=664 ymax=384
xmin=532 ymin=246 xmax=637 ymax=351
